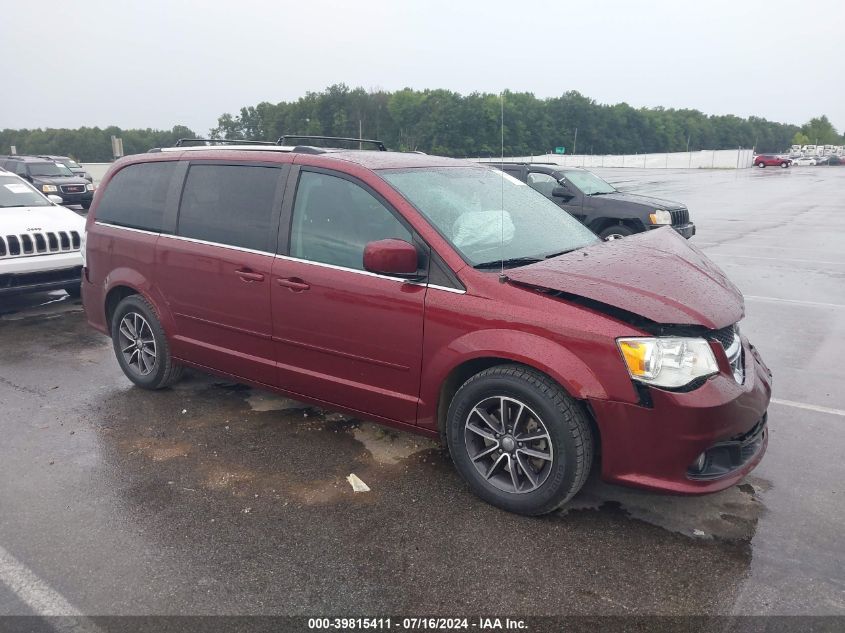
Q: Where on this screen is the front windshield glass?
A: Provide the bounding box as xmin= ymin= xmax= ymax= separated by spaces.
xmin=61 ymin=159 xmax=82 ymax=169
xmin=29 ymin=162 xmax=74 ymax=177
xmin=561 ymin=170 xmax=616 ymax=196
xmin=380 ymin=166 xmax=598 ymax=267
xmin=0 ymin=176 xmax=51 ymax=208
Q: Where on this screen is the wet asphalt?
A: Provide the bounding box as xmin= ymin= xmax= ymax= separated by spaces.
xmin=0 ymin=166 xmax=843 ymax=617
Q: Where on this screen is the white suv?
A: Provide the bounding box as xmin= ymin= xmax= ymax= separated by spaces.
xmin=0 ymin=170 xmax=86 ymax=297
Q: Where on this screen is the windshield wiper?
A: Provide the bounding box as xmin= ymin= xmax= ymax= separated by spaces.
xmin=588 ymin=191 xmax=614 ymax=196
xmin=474 ymin=257 xmax=542 ymax=270
xmin=544 ymin=248 xmax=580 ymax=259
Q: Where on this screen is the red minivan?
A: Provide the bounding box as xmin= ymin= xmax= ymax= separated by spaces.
xmin=82 ymin=143 xmax=771 ymax=515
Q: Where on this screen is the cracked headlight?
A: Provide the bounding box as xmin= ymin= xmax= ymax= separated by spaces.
xmin=617 ymin=337 xmax=718 ymax=389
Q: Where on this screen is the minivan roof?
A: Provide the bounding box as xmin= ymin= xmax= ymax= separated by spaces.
xmin=151 ymin=147 xmax=473 ymax=170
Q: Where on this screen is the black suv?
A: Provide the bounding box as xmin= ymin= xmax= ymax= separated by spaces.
xmin=1 ymin=156 xmax=94 ymax=208
xmin=493 ymin=163 xmax=695 ymax=240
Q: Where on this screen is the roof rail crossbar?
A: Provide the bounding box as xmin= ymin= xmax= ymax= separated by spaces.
xmin=276 ymin=135 xmax=387 ymax=151
xmin=175 ymin=138 xmax=278 ymax=147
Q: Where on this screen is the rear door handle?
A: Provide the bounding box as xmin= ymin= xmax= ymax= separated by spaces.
xmin=276 ymin=277 xmax=310 ymax=292
xmin=235 ymin=269 xmax=265 ymax=282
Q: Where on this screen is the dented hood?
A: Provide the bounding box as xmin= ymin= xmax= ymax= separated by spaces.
xmin=507 ymin=228 xmax=744 ymax=329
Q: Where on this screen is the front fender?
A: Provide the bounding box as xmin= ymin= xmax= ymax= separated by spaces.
xmin=417 ymin=328 xmax=611 ymax=431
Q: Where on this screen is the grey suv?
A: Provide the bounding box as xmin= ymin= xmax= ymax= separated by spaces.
xmin=493 ymin=163 xmax=695 ymax=240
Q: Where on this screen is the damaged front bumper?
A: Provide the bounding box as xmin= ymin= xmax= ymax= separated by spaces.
xmin=588 ymin=337 xmax=772 ymax=494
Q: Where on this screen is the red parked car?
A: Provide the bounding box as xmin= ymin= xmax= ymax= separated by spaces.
xmin=82 ymin=139 xmax=771 ymax=515
xmin=753 ymin=154 xmax=791 ymax=168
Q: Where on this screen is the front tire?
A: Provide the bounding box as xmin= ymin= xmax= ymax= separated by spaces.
xmin=447 ymin=365 xmax=594 ymax=516
xmin=110 ymin=295 xmax=183 ymax=389
xmin=780 ymin=161 xmax=789 ymax=168
xmin=598 ymin=224 xmax=635 ymax=241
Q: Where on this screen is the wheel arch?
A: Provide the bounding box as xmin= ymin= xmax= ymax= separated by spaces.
xmin=589 ymin=217 xmax=645 ymax=236
xmin=428 ymin=331 xmax=608 ymax=443
xmin=102 ymin=269 xmax=173 ymax=336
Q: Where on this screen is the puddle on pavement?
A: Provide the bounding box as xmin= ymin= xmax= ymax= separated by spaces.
xmin=562 ymin=473 xmax=768 ymax=542
xmin=93 ymin=370 xmax=766 ymax=543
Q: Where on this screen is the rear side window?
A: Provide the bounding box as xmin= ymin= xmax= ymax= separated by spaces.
xmin=177 ymin=164 xmax=280 ymax=252
xmin=96 ymin=161 xmax=174 ymax=232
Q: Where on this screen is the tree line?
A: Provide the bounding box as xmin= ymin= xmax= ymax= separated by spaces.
xmin=0 ymin=125 xmax=196 ymax=162
xmin=210 ymin=85 xmax=840 ymax=156
xmin=2 ymin=85 xmax=841 ymax=161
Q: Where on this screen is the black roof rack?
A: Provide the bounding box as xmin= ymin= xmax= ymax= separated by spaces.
xmin=174 ymin=138 xmax=278 ymax=147
xmin=277 ymin=135 xmax=387 ymax=151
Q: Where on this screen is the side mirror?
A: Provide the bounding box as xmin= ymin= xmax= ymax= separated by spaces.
xmin=552 ymin=186 xmax=574 ymax=201
xmin=47 ymin=194 xmax=64 ymax=204
xmin=363 ymin=238 xmax=421 ymax=278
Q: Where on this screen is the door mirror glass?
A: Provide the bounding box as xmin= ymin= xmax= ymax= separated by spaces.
xmin=47 ymin=194 xmax=64 ymax=204
xmin=552 ymin=186 xmax=573 ymax=201
xmin=363 ymin=239 xmax=420 ymax=278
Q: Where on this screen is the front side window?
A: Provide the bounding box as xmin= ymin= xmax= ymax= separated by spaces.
xmin=526 ymin=172 xmax=559 ymax=197
xmin=560 ymin=170 xmax=616 ymax=196
xmin=289 ymin=171 xmax=411 ymax=271
xmin=380 ymin=166 xmax=598 ymax=268
xmin=178 ymin=164 xmax=280 ymax=252
xmin=96 ymin=161 xmax=175 ymax=232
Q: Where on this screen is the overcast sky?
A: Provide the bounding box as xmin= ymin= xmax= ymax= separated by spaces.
xmin=2 ymin=0 xmax=843 ymax=134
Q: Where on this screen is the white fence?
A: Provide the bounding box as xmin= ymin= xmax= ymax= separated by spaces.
xmin=476 ymin=148 xmax=756 ymax=169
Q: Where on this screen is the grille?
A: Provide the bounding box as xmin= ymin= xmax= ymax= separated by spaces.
xmin=707 ymin=325 xmax=744 ymax=384
xmin=670 ymin=208 xmax=690 ymax=226
xmin=0 ymin=231 xmax=81 ymax=259
xmin=60 ymin=184 xmax=86 ymax=194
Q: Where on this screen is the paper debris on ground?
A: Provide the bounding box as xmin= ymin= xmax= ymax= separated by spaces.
xmin=346 ymin=473 xmax=370 ymax=492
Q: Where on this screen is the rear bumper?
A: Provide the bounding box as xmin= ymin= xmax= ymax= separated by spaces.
xmin=588 ymin=338 xmax=772 ymax=494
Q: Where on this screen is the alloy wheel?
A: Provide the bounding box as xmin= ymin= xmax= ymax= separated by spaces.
xmin=117 ymin=312 xmax=157 ymax=376
xmin=464 ymin=396 xmax=554 ymax=494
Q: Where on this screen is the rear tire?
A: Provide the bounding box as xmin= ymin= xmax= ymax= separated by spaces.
xmin=446 ymin=364 xmax=593 ymax=516
xmin=757 ymin=161 xmax=766 ymax=168
xmin=110 ymin=295 xmax=183 ymax=390
xmin=598 ymin=224 xmax=635 ymax=240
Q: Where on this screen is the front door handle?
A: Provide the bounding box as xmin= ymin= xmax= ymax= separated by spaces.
xmin=276 ymin=277 xmax=310 ymax=292
xmin=236 ymin=269 xmax=265 ymax=282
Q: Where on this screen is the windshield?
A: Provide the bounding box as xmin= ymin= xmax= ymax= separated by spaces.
xmin=61 ymin=159 xmax=82 ymax=169
xmin=29 ymin=162 xmax=74 ymax=177
xmin=380 ymin=166 xmax=598 ymax=267
xmin=561 ymin=170 xmax=616 ymax=196
xmin=0 ymin=176 xmax=51 ymax=208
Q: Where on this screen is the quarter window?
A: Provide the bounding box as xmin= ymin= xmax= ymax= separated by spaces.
xmin=177 ymin=164 xmax=280 ymax=252
xmin=96 ymin=161 xmax=175 ymax=232
xmin=289 ymin=171 xmax=411 ymax=271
